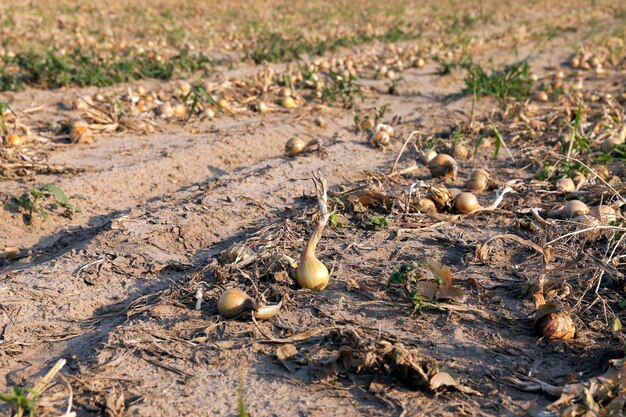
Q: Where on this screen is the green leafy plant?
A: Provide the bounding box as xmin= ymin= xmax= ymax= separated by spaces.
xmin=0 ymin=387 xmax=39 ymax=417
xmin=0 ymin=99 xmax=16 ymax=134
xmin=388 ymin=263 xmax=440 ymax=312
xmin=329 ymin=213 xmax=344 ymax=228
xmin=183 ymin=83 xmax=220 ymax=122
xmin=565 ymin=100 xmax=589 ymax=158
xmin=237 ymin=369 xmax=249 ymax=417
xmin=388 ymin=263 xmax=419 ymax=285
xmin=461 ymin=60 xmax=532 ymax=104
xmin=368 ymin=215 xmax=388 ymax=231
xmin=321 ymin=71 xmax=364 ymax=109
xmin=14 ymin=184 xmax=84 ymax=223
xmin=408 ymin=291 xmax=440 ymax=312
xmin=0 ymin=48 xmax=219 ymax=91
xmin=354 ymin=104 xmax=390 ymax=132
xmin=247 ymin=28 xmax=417 ymax=64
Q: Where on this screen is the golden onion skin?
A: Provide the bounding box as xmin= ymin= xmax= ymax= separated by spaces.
xmin=285 ymin=138 xmax=307 ymax=157
xmin=217 ymin=289 xmax=257 ymax=318
xmin=428 ymin=154 xmax=458 ymax=179
xmin=296 ymin=257 xmax=329 ymax=290
xmin=454 ymin=192 xmax=480 ymax=214
xmin=535 ymin=312 xmax=575 ymax=340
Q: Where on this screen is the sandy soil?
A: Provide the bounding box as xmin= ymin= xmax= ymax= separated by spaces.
xmin=1 ymin=4 xmax=625 ymax=417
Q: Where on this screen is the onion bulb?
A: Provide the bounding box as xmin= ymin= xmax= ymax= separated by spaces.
xmin=297 ymin=252 xmax=329 ymax=291
xmin=415 ymin=198 xmax=437 ymax=214
xmin=217 ymin=98 xmax=230 ymax=110
xmin=225 ymin=244 xmax=252 ymax=263
xmin=70 ymin=125 xmax=94 ymax=144
xmin=285 ymin=137 xmax=317 ymax=157
xmin=555 ymin=177 xmax=575 ymax=192
xmin=465 ymin=169 xmax=490 ymax=192
xmin=428 ymin=154 xmax=458 ymax=180
xmin=217 ymin=289 xmax=257 ymax=318
xmin=173 ymin=103 xmax=187 ymax=118
xmin=453 ymin=192 xmax=481 ymax=214
xmin=296 ymin=175 xmax=330 ymax=290
xmin=559 ymin=200 xmax=590 ymax=219
xmin=371 ymin=131 xmax=390 ymax=148
xmin=156 ymin=103 xmax=174 ymax=118
xmin=281 ymin=96 xmax=298 ymax=109
xmin=4 ymin=133 xmax=23 ymax=147
xmin=449 ymin=144 xmax=468 ymax=160
xmin=285 ymin=138 xmax=306 ymax=156
xmin=534 ymin=91 xmax=549 ymax=102
xmin=535 ymin=304 xmax=575 ymax=340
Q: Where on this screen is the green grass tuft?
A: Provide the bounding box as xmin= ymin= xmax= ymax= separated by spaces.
xmin=461 ymin=60 xmax=532 ymax=104
xmin=0 ymin=48 xmax=220 ymax=91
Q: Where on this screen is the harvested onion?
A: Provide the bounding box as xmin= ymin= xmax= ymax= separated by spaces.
xmin=371 ymin=131 xmax=390 ymax=148
xmin=559 ymin=200 xmax=590 ymax=219
xmin=465 ymin=169 xmax=490 ymax=192
xmin=415 ymin=198 xmax=437 ymax=214
xmin=217 ymin=289 xmax=257 ymax=318
xmin=453 ymin=192 xmax=481 ymax=214
xmin=285 ymin=137 xmax=317 ymax=157
xmin=281 ymin=96 xmax=298 ymax=109
xmin=296 ymin=175 xmax=330 ymax=290
xmin=428 ymin=154 xmax=457 ymax=180
xmin=449 ymin=144 xmax=468 ymax=160
xmin=535 ymin=303 xmax=575 ymax=340
xmin=225 ymin=244 xmax=252 ymax=263
xmin=555 ymin=177 xmax=575 ymax=192
xmin=4 ymin=133 xmax=23 ymax=147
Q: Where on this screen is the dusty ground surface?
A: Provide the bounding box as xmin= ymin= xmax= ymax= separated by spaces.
xmin=1 ymin=1 xmax=625 ymax=416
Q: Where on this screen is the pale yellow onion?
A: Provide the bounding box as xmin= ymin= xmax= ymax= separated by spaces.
xmin=555 ymin=177 xmax=575 ymax=192
xmin=560 ymin=200 xmax=590 ymax=219
xmin=285 ymin=138 xmax=308 ymax=157
xmin=217 ymin=289 xmax=257 ymax=318
xmin=428 ymin=154 xmax=457 ymax=179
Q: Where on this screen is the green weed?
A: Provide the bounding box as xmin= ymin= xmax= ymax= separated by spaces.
xmin=0 ymin=48 xmax=219 ymax=91
xmin=368 ymin=215 xmax=388 ymax=231
xmin=565 ymin=101 xmax=589 ymax=158
xmin=388 ymin=263 xmax=419 ymax=285
xmin=14 ymin=184 xmax=84 ymax=223
xmin=321 ymin=71 xmax=363 ymax=109
xmin=388 ymin=263 xmax=440 ymax=312
xmin=0 ymin=387 xmax=38 ymax=417
xmin=183 ymin=83 xmax=220 ymax=122
xmin=247 ymin=28 xmax=416 ymax=64
xmin=461 ymin=60 xmax=532 ymax=104
xmin=0 ymin=100 xmax=16 ymax=134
